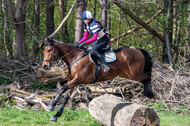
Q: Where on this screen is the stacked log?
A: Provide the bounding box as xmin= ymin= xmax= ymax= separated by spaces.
xmin=36 ymin=67 xmax=68 ymax=84
xmin=9 ymin=87 xmax=52 ymax=111
xmin=89 ymin=94 xmax=159 ymax=126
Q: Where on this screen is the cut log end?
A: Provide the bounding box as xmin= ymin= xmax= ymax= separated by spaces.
xmin=89 ymin=94 xmax=159 ymax=126
xmin=129 ymin=107 xmax=159 ymax=126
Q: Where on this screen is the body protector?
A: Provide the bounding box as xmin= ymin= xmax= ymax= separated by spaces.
xmin=84 ymin=20 xmax=107 ymax=39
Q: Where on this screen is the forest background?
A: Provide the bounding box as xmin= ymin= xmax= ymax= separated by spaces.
xmin=0 ymin=0 xmax=189 ymax=66
xmin=0 ymin=0 xmax=190 ymax=125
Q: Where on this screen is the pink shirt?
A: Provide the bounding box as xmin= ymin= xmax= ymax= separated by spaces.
xmin=79 ymin=22 xmax=101 ymax=44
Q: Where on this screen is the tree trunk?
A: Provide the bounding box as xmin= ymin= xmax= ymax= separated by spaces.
xmin=93 ymin=0 xmax=97 ymax=19
xmin=107 ymin=3 xmax=111 ymax=32
xmin=58 ymin=0 xmax=69 ymax=41
xmin=100 ymin=0 xmax=108 ymax=29
xmin=34 ymin=0 xmax=40 ymax=33
xmin=117 ymin=9 xmax=121 ymax=48
xmin=89 ymin=94 xmax=160 ymax=126
xmin=32 ymin=0 xmax=40 ymax=59
xmin=46 ymin=0 xmax=54 ymax=36
xmin=74 ymin=0 xmax=85 ymax=43
xmin=187 ymin=1 xmax=190 ymax=60
xmin=2 ymin=0 xmax=11 ymax=56
xmin=6 ymin=0 xmax=29 ymax=58
xmin=163 ymin=0 xmax=174 ymax=65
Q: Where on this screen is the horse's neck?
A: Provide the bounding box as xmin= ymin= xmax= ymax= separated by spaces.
xmin=55 ymin=42 xmax=82 ymax=66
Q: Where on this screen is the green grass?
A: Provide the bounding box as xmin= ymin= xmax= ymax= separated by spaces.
xmin=0 ymin=106 xmax=190 ymax=126
xmin=150 ymin=103 xmax=190 ymax=126
xmin=0 ymin=107 xmax=101 ymax=126
xmin=0 ymin=99 xmax=190 ymax=126
xmin=159 ymin=115 xmax=190 ymax=126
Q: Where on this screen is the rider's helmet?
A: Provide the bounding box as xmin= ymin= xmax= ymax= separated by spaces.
xmin=82 ymin=11 xmax=93 ymax=19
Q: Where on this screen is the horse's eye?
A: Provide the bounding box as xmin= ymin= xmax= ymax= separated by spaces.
xmin=48 ymin=50 xmax=51 ymax=53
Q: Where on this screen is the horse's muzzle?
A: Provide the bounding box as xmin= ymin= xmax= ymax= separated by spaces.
xmin=43 ymin=65 xmax=51 ymax=70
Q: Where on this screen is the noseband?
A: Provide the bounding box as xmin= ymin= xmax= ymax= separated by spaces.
xmin=43 ymin=43 xmax=79 ymax=65
xmin=43 ymin=44 xmax=57 ymax=63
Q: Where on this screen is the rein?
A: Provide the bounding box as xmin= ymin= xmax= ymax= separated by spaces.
xmin=44 ymin=44 xmax=88 ymax=67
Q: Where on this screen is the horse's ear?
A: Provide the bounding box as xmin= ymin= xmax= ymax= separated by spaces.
xmin=39 ymin=40 xmax=45 ymax=48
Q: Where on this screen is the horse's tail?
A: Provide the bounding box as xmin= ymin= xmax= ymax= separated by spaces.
xmin=139 ymin=49 xmax=153 ymax=74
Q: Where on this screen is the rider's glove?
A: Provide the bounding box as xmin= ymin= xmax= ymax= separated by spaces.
xmin=78 ymin=42 xmax=86 ymax=48
xmin=74 ymin=42 xmax=80 ymax=47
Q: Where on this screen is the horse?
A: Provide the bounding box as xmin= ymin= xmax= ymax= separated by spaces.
xmin=42 ymin=38 xmax=154 ymax=122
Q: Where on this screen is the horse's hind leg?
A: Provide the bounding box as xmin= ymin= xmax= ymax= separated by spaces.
xmin=50 ymin=88 xmax=73 ymax=122
xmin=141 ymin=73 xmax=154 ymax=98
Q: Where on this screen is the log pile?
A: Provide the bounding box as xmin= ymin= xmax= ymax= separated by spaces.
xmin=89 ymin=94 xmax=160 ymax=126
xmin=35 ymin=63 xmax=190 ymax=109
xmin=9 ymin=87 xmax=52 ymax=111
xmin=36 ymin=67 xmax=68 ymax=84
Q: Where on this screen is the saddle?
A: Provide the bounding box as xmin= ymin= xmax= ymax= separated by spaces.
xmin=88 ymin=46 xmax=117 ymax=83
xmin=89 ymin=46 xmax=116 ymax=65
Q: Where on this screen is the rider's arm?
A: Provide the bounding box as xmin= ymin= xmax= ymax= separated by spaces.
xmin=85 ymin=32 xmax=98 ymax=44
xmin=79 ymin=31 xmax=89 ymax=43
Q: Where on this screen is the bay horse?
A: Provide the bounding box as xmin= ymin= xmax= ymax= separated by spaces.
xmin=42 ymin=38 xmax=154 ymax=122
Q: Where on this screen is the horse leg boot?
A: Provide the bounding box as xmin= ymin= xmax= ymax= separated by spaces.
xmin=141 ymin=79 xmax=154 ymax=98
xmin=91 ymin=50 xmax=111 ymax=72
xmin=48 ymin=84 xmax=69 ymax=111
xmin=50 ymin=90 xmax=72 ymax=122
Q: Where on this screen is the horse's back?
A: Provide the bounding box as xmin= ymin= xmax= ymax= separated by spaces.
xmin=114 ymin=47 xmax=145 ymax=64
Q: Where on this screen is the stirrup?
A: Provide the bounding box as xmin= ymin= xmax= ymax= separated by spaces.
xmin=103 ymin=65 xmax=111 ymax=73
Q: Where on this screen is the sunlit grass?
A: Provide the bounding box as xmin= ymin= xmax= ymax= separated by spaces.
xmin=0 ymin=103 xmax=190 ymax=126
xmin=0 ymin=107 xmax=101 ymax=126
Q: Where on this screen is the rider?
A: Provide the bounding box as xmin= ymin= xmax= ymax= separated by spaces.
xmin=76 ymin=11 xmax=111 ymax=73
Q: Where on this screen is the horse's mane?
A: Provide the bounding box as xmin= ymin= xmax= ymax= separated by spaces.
xmin=53 ymin=39 xmax=76 ymax=47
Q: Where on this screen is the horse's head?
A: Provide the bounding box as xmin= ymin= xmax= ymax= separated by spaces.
xmin=42 ymin=38 xmax=59 ymax=70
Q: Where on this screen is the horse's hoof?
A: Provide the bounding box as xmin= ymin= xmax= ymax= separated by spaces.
xmin=48 ymin=105 xmax=54 ymax=111
xmin=144 ymin=91 xmax=154 ymax=98
xmin=50 ymin=115 xmax=57 ymax=122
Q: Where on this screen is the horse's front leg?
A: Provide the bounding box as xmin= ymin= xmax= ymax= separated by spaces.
xmin=50 ymin=88 xmax=74 ymax=122
xmin=48 ymin=82 xmax=69 ymax=111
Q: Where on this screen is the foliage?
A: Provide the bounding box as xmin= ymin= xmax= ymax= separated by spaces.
xmin=0 ymin=77 xmax=12 ymax=84
xmin=29 ymin=81 xmax=57 ymax=90
xmin=0 ymin=0 xmax=189 ymax=61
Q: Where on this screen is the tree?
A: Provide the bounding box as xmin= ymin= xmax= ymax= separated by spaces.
xmin=34 ymin=0 xmax=40 ymax=33
xmin=162 ymin=0 xmax=174 ymax=65
xmin=2 ymin=0 xmax=12 ymax=56
xmin=6 ymin=0 xmax=29 ymax=58
xmin=74 ymin=0 xmax=85 ymax=43
xmin=113 ymin=0 xmax=165 ymax=43
xmin=46 ymin=0 xmax=54 ymax=36
xmin=100 ymin=0 xmax=108 ymax=29
xmin=32 ymin=0 xmax=40 ymax=59
xmin=58 ymin=0 xmax=69 ymax=41
xmin=187 ymin=0 xmax=190 ymax=59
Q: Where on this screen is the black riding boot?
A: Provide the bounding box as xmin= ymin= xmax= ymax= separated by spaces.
xmin=91 ymin=50 xmax=111 ymax=73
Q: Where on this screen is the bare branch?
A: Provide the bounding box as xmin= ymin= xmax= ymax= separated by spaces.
xmin=111 ymin=9 xmax=163 ymax=42
xmin=6 ymin=0 xmax=15 ymax=19
xmin=47 ymin=0 xmax=78 ymax=39
xmin=113 ymin=0 xmax=165 ymax=43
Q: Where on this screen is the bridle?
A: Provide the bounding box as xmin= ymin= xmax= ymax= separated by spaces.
xmin=43 ymin=44 xmax=57 ymax=63
xmin=43 ymin=43 xmax=79 ymax=65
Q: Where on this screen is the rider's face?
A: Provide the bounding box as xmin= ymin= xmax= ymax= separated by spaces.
xmin=83 ymin=19 xmax=90 ymax=24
